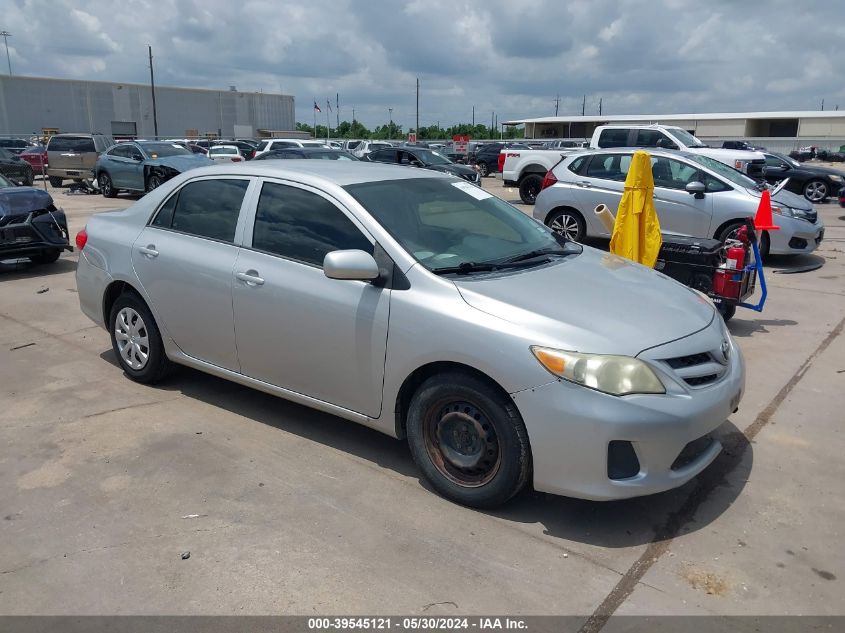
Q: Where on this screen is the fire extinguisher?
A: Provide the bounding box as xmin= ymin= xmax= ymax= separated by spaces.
xmin=713 ymin=226 xmax=750 ymax=299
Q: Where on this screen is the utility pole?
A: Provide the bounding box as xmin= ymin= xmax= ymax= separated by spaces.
xmin=599 ymin=97 xmax=602 ymax=115
xmin=491 ymin=111 xmax=494 ymax=138
xmin=336 ymin=93 xmax=340 ymax=130
xmin=0 ymin=31 xmax=11 ymax=75
xmin=148 ymin=45 xmax=158 ymax=138
xmin=554 ymin=94 xmax=560 ymax=116
xmin=352 ymin=107 xmax=355 ymax=122
xmin=472 ymin=105 xmax=475 ymax=127
xmin=821 ymin=98 xmax=825 ymax=111
xmin=582 ymin=94 xmax=586 ymax=116
xmin=416 ymin=78 xmax=419 ymax=133
xmin=389 ymin=108 xmax=393 ymax=135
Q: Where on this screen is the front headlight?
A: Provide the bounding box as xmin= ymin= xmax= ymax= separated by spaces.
xmin=772 ymin=205 xmax=794 ymax=217
xmin=531 ymin=346 xmax=665 ymax=396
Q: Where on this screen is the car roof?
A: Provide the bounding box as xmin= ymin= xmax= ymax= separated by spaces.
xmin=181 ymin=160 xmax=451 ymax=186
xmin=267 ymin=147 xmax=346 ymax=154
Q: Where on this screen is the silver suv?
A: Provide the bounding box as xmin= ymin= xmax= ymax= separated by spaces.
xmin=76 ymin=162 xmax=744 ymax=507
xmin=533 ymin=149 xmax=824 ymax=257
xmin=46 ymin=133 xmax=113 ymax=187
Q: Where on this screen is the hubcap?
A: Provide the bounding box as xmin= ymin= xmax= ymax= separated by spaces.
xmin=550 ymin=213 xmax=580 ymax=240
xmin=100 ymin=176 xmax=110 ymax=194
xmin=423 ymin=401 xmax=501 ymax=487
xmin=114 ymin=307 xmax=150 ymax=370
xmin=805 ymin=181 xmax=826 ymax=201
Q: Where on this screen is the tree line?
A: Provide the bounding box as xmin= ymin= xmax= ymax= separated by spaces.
xmin=296 ymin=121 xmax=525 ymax=140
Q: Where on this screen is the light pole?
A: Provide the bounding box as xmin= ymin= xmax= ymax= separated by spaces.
xmin=388 ymin=108 xmax=393 ymax=134
xmin=0 ymin=31 xmax=11 ymax=75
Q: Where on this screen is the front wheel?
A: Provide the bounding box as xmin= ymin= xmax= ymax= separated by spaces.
xmin=109 ymin=292 xmax=172 ymax=384
xmin=717 ymin=302 xmax=736 ymax=322
xmin=477 ymin=161 xmax=490 ymax=177
xmin=145 ymin=173 xmax=163 ymax=192
xmin=99 ymin=172 xmax=117 ymax=198
xmin=518 ymin=174 xmax=544 ymax=205
xmin=406 ymin=372 xmax=531 ymax=508
xmin=546 ymin=208 xmax=586 ymax=242
xmin=803 ymin=179 xmax=828 ymax=203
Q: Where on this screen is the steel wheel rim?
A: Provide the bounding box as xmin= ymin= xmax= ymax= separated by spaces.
xmin=423 ymin=399 xmax=501 ymax=488
xmin=100 ymin=175 xmax=111 ymax=195
xmin=114 ymin=307 xmax=150 ymax=370
xmin=147 ymin=175 xmax=161 ymax=192
xmin=479 ymin=162 xmax=489 ymax=176
xmin=550 ymin=213 xmax=580 ymax=240
xmin=805 ymin=181 xmax=826 ymax=201
xmin=524 ymin=181 xmax=540 ymax=203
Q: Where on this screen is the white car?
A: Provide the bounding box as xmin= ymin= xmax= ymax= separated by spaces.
xmin=351 ymin=140 xmax=393 ymax=158
xmin=253 ymin=139 xmax=328 ymax=159
xmin=207 ymin=145 xmax=243 ymax=162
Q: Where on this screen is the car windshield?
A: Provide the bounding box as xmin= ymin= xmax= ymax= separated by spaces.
xmin=414 ymin=149 xmax=451 ymax=165
xmin=776 ymin=153 xmax=801 ymax=168
xmin=344 ymin=177 xmax=580 ymax=273
xmin=670 ymin=128 xmax=707 ymax=148
xmin=0 ymin=173 xmax=14 ymax=188
xmin=686 ymin=154 xmax=758 ymax=188
xmin=311 ymin=151 xmax=356 ymax=160
xmin=140 ymin=143 xmax=191 ymax=158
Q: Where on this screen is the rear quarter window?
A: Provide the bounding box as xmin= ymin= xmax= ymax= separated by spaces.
xmin=597 ymin=129 xmax=629 ymax=148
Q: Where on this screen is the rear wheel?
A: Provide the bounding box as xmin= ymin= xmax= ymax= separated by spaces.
xmin=99 ymin=172 xmax=117 ymax=198
xmin=717 ymin=302 xmax=736 ymax=322
xmin=518 ymin=174 xmax=544 ymax=205
xmin=546 ymin=208 xmax=586 ymax=242
xmin=30 ymin=250 xmax=60 ymax=265
xmin=477 ymin=161 xmax=490 ymax=177
xmin=109 ymin=292 xmax=172 ymax=384
xmin=406 ymin=372 xmax=531 ymax=508
xmin=22 ymin=169 xmax=34 ymax=186
xmin=48 ymin=176 xmax=63 ymax=188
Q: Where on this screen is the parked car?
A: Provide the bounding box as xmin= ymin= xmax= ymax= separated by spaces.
xmin=213 ymin=139 xmax=257 ymax=160
xmin=187 ymin=144 xmax=208 ymax=155
xmin=253 ymin=139 xmax=328 ymax=159
xmin=366 ymin=146 xmax=481 ymax=184
xmin=0 ymin=173 xmax=70 ymax=264
xmin=350 ymin=140 xmax=393 ymax=159
xmin=590 ymin=125 xmax=766 ymax=177
xmin=761 ymin=152 xmax=844 ymax=202
xmin=840 ymin=188 xmax=845 ymax=207
xmin=501 ymin=148 xmax=580 ymax=204
xmin=471 ymin=142 xmax=506 ymax=177
xmin=207 ymin=145 xmax=244 ymax=163
xmin=542 ymin=140 xmax=586 ymax=150
xmin=722 ymin=140 xmax=766 ymax=151
xmin=19 ymin=145 xmax=48 ymax=175
xmin=253 ymin=148 xmax=359 ymax=161
xmin=0 ymin=138 xmax=34 ymax=155
xmin=94 ymin=141 xmax=213 ymax=198
xmin=75 ymin=161 xmax=744 ymax=507
xmin=533 ymin=149 xmax=824 ymax=257
xmin=0 ymin=148 xmax=35 ymax=185
xmin=46 ymin=133 xmax=113 ymax=187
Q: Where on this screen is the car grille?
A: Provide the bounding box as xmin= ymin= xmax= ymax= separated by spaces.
xmin=661 ymin=350 xmax=727 ymax=388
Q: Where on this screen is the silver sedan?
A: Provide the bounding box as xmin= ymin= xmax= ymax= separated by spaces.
xmin=76 ymin=161 xmax=745 ymax=507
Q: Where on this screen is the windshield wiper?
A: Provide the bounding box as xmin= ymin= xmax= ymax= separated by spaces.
xmin=495 ymin=247 xmax=573 ymax=265
xmin=431 ymin=261 xmax=497 ymax=275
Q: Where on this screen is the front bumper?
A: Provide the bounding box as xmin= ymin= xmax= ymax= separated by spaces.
xmin=768 ymin=214 xmax=825 ymax=255
xmin=512 ymin=318 xmax=745 ymax=500
xmin=0 ymin=209 xmax=71 ymax=259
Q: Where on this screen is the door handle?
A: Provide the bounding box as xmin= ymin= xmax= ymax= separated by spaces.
xmin=577 ymin=181 xmax=592 ymax=188
xmin=138 ymin=245 xmax=159 ymax=258
xmin=235 ymin=270 xmax=265 ymax=286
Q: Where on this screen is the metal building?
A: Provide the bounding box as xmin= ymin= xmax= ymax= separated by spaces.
xmin=503 ymin=111 xmax=845 ymax=152
xmin=0 ymin=75 xmax=295 ymax=139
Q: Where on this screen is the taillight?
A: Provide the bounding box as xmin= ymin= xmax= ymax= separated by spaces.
xmin=75 ymin=226 xmax=88 ymax=250
xmin=250 ymin=150 xmax=256 ymax=159
xmin=497 ymin=153 xmax=506 ymax=172
xmin=541 ymin=169 xmax=558 ymax=190
xmin=232 ymin=156 xmax=242 ymax=162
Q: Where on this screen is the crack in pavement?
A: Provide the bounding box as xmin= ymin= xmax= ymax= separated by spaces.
xmin=578 ymin=315 xmax=845 ymax=633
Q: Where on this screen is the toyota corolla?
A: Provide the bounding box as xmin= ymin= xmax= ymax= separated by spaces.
xmin=75 ymin=162 xmax=745 ymax=507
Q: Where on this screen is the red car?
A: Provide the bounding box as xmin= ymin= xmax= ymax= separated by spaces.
xmin=19 ymin=145 xmax=48 ymax=175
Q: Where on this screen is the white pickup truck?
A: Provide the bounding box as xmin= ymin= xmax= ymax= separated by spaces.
xmin=590 ymin=124 xmax=766 ymax=177
xmin=501 ymin=148 xmax=575 ymax=204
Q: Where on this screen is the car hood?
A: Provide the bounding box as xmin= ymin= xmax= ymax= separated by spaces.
xmin=147 ymin=155 xmax=214 ymax=171
xmin=796 ymin=164 xmax=845 ymax=178
xmin=429 ymin=163 xmax=476 ymax=176
xmin=0 ymin=187 xmax=54 ymax=216
xmin=746 ymin=186 xmax=814 ymax=212
xmin=452 ymin=246 xmax=715 ymax=357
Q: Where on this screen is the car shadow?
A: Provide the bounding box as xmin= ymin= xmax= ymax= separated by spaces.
xmin=727 ymin=317 xmax=798 ymax=338
xmin=765 ymin=253 xmax=825 ymax=272
xmin=0 ymin=257 xmax=76 ymax=280
xmin=98 ymin=350 xmax=749 ymax=548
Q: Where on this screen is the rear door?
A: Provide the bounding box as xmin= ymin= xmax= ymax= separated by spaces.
xmin=368 ymin=148 xmax=398 ymax=164
xmin=131 ymin=176 xmax=254 ymax=371
xmin=573 ymin=152 xmax=628 ymax=216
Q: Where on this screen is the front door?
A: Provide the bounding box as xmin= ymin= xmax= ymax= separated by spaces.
xmin=650 ymin=156 xmax=713 ymax=237
xmin=233 ymin=180 xmax=389 ymax=417
xmin=131 ymin=177 xmax=253 ymax=371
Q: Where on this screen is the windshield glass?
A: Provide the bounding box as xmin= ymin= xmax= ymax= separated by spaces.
xmin=140 ymin=142 xmax=191 ymax=158
xmin=669 ymin=128 xmax=707 ymax=148
xmin=413 ymin=149 xmax=451 ymax=165
xmin=0 ymin=173 xmax=14 ymax=188
xmin=776 ymin=153 xmax=801 ymax=168
xmin=344 ymin=177 xmax=578 ymax=273
xmin=686 ymin=154 xmax=758 ymax=188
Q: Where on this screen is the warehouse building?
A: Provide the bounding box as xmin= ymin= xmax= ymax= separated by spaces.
xmin=0 ymin=75 xmax=295 ymax=139
xmin=503 ymin=111 xmax=845 ymax=152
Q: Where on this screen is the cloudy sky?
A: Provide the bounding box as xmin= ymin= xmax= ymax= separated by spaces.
xmin=4 ymin=0 xmax=845 ymax=129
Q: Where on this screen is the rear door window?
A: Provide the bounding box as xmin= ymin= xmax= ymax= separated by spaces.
xmin=49 ymin=136 xmax=95 ymax=152
xmin=369 ymin=149 xmax=397 ymax=163
xmin=585 ymin=154 xmax=630 ymax=181
xmin=597 ymin=129 xmax=629 ymax=148
xmin=152 ymin=178 xmax=250 ymax=242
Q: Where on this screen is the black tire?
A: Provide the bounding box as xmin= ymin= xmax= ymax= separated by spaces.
xmin=718 ymin=221 xmax=770 ymax=262
xmin=109 ymin=292 xmax=172 ymax=384
xmin=22 ymin=168 xmax=34 ymax=186
xmin=477 ymin=161 xmax=490 ymax=177
xmin=546 ymin=208 xmax=586 ymax=242
xmin=717 ymin=302 xmax=736 ymax=322
xmin=145 ymin=172 xmax=163 ymax=192
xmin=803 ymin=179 xmax=828 ymax=203
xmin=406 ymin=372 xmax=531 ymax=508
xmin=48 ymin=176 xmax=63 ymax=188
xmin=30 ymin=250 xmax=60 ymax=265
xmin=518 ymin=173 xmax=544 ymax=205
xmin=98 ymin=172 xmax=117 ymax=198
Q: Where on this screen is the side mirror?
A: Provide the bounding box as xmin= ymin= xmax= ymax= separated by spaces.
xmin=685 ymin=181 xmax=706 ymax=198
xmin=323 ymin=249 xmax=381 ymax=282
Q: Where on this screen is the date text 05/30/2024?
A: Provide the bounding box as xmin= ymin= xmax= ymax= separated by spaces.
xmin=307 ymin=617 xmax=528 ymax=630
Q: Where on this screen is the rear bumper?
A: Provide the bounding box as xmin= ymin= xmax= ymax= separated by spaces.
xmin=47 ymin=167 xmax=95 ymax=179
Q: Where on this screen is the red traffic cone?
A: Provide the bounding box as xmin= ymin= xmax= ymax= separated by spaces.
xmin=753 ymin=189 xmax=780 ymax=231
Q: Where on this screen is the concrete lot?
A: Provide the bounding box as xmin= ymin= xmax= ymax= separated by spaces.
xmin=1 ymin=174 xmax=843 ymax=619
